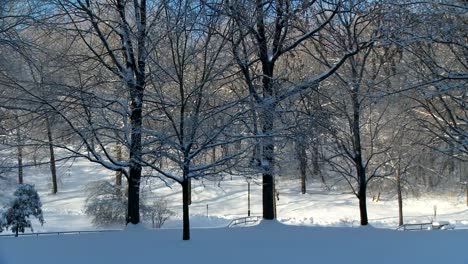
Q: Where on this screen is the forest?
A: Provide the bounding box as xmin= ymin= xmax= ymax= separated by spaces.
xmin=0 ymin=0 xmax=466 ymax=241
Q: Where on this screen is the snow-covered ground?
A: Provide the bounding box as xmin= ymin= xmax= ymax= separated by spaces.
xmin=2 ymin=157 xmax=465 ymax=231
xmin=1 ymin=221 xmax=467 ymax=264
xmin=1 ymin=157 xmax=468 ymax=263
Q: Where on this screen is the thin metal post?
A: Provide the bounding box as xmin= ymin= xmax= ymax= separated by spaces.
xmin=248 ymin=181 xmax=251 ymax=216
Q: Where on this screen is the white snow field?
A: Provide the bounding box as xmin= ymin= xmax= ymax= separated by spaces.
xmin=1 ymin=157 xmax=468 ymax=263
xmin=1 ymin=221 xmax=468 ymax=264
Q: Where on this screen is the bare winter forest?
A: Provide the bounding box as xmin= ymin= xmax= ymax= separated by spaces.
xmin=0 ymin=0 xmax=466 ymax=241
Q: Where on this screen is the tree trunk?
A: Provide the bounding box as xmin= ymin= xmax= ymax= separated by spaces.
xmin=397 ymin=165 xmax=403 ymax=226
xmin=356 ymin=151 xmax=368 ymax=226
xmin=182 ymin=178 xmax=190 ymax=240
xmin=358 ymin=187 xmax=368 ymax=225
xmin=33 ymin=148 xmax=38 ymax=167
xmin=127 ymin=168 xmax=141 ymax=224
xmin=262 ymin=107 xmax=276 ymax=219
xmin=115 ymin=143 xmax=123 ymax=197
xmin=126 ymin=85 xmax=143 ymax=225
xmin=188 ymin=178 xmax=192 ymax=205
xmin=46 ymin=117 xmax=58 ymax=194
xmin=250 ymin=107 xmax=261 ymax=167
xmin=351 ymin=87 xmax=368 ymax=226
xmin=211 ymin=147 xmax=216 ymax=164
xmin=262 ymin=158 xmax=275 ymax=220
xmin=357 ymin=156 xmax=368 ymax=225
xmin=115 ymin=143 xmax=123 ymax=186
xmin=260 ymin=49 xmax=276 ymax=219
xmin=252 ymin=3 xmax=277 ymax=219
xmin=16 ymin=126 xmax=23 ymax=184
xmin=296 ymin=141 xmax=307 ymax=194
xmin=311 ymin=142 xmax=324 ymax=185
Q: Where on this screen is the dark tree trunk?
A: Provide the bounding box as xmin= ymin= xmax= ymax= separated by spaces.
xmin=262 ymin=109 xmax=275 ymax=219
xmin=46 ymin=117 xmax=58 ymax=194
xmin=115 ymin=143 xmax=123 ymax=186
xmin=126 ymin=84 xmax=143 ymax=225
xmin=211 ymin=147 xmax=216 ymax=164
xmin=250 ymin=107 xmax=261 ymax=167
xmin=188 ymin=178 xmax=192 ymax=205
xmin=351 ymin=86 xmax=368 ymax=226
xmin=356 ymin=149 xmax=368 ymax=226
xmin=262 ymin=169 xmax=275 ymax=219
xmin=115 ymin=143 xmax=123 ymax=197
xmin=311 ymin=142 xmax=323 ymax=183
xmin=296 ymin=141 xmax=307 ymax=194
xmin=358 ymin=186 xmax=368 ymax=225
xmin=127 ymin=168 xmax=141 ymax=224
xmin=397 ymin=167 xmax=403 ymax=226
xmin=260 ymin=59 xmax=276 ymax=219
xmin=253 ymin=0 xmax=277 ymax=219
xmin=182 ymin=178 xmax=190 ymax=240
xmin=16 ymin=126 xmax=23 ymax=184
xmin=33 ymin=148 xmax=38 ymax=167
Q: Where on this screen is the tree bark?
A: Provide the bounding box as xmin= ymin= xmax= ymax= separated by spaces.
xmin=16 ymin=125 xmax=23 ymax=184
xmin=358 ymin=186 xmax=368 ymax=225
xmin=211 ymin=147 xmax=216 ymax=164
xmin=262 ymin=108 xmax=276 ymax=219
xmin=182 ymin=178 xmax=190 ymax=240
xmin=397 ymin=164 xmax=403 ymax=226
xmin=260 ymin=56 xmax=276 ymax=220
xmin=126 ymin=84 xmax=143 ymax=225
xmin=46 ymin=116 xmax=58 ymax=194
xmin=115 ymin=143 xmax=123 ymax=186
xmin=296 ymin=141 xmax=307 ymax=194
xmin=188 ymin=178 xmax=192 ymax=205
xmin=311 ymin=142 xmax=323 ymax=183
xmin=127 ymin=168 xmax=141 ymax=224
xmin=351 ymin=87 xmax=368 ymax=226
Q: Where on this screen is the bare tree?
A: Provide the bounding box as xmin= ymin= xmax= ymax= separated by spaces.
xmin=46 ymin=0 xmax=156 ymax=224
xmin=389 ymin=1 xmax=467 ymax=159
xmin=314 ymin=1 xmax=401 ymax=225
xmin=142 ymin=1 xmax=248 ymax=240
xmin=213 ymin=0 xmax=366 ymax=220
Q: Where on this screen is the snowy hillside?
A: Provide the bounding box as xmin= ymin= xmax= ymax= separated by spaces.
xmin=1 ymin=157 xmax=468 ymax=264
xmin=1 ymin=157 xmax=467 ymax=232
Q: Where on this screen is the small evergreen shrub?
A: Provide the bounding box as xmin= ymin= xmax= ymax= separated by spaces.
xmin=0 ymin=184 xmax=44 ymax=236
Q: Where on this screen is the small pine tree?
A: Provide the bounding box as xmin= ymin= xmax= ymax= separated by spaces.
xmin=0 ymin=184 xmax=44 ymax=236
xmin=0 ymin=208 xmax=5 ymax=233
